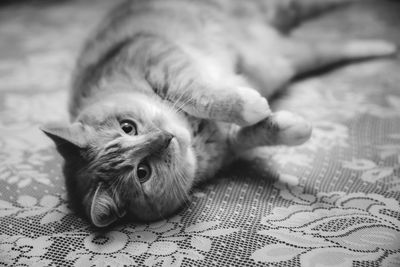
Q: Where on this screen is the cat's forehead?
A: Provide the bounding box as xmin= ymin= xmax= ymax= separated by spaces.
xmin=78 ymin=93 xmax=165 ymax=124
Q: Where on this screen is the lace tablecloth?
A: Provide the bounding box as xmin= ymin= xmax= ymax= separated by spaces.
xmin=1 ymin=1 xmax=399 ymax=266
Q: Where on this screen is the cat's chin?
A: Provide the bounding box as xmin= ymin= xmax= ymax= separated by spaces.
xmin=164 ymin=119 xmax=192 ymax=155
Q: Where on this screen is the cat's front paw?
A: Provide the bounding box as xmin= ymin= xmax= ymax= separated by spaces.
xmin=236 ymin=87 xmax=271 ymax=126
xmin=272 ymin=111 xmax=312 ymax=146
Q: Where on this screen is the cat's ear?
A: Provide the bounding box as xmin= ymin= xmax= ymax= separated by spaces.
xmin=89 ymin=183 xmax=125 ymax=228
xmin=40 ymin=122 xmax=89 ymax=158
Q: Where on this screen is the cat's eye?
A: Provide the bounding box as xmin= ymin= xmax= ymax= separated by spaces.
xmin=120 ymin=120 xmax=137 ymax=135
xmin=137 ymin=162 xmax=151 ymax=183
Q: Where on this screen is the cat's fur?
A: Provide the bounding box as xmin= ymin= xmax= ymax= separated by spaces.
xmin=42 ymin=0 xmax=397 ymax=227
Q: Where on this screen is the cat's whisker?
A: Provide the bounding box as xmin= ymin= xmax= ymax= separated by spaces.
xmin=171 ymin=87 xmax=198 ymax=114
xmin=178 ymin=182 xmax=190 ymax=207
xmin=169 ymin=88 xmax=184 ymax=108
xmin=169 ymin=167 xmax=185 ymax=204
xmin=110 ymin=176 xmax=123 ymax=198
xmin=171 ymin=185 xmax=183 ymax=210
xmin=171 ymin=90 xmax=189 ymax=111
xmin=170 ymin=169 xmax=184 ymax=204
xmin=173 ymin=184 xmax=189 ymax=211
xmin=174 ymin=94 xmax=196 ymax=113
xmin=174 ymin=168 xmax=191 ymax=209
xmin=176 ymin=96 xmax=192 ymax=111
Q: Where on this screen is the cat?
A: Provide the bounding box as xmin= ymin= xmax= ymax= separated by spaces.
xmin=42 ymin=0 xmax=397 ymax=227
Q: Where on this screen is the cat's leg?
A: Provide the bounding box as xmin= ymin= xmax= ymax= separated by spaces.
xmin=238 ymin=26 xmax=397 ymax=98
xmin=141 ymin=37 xmax=271 ymax=126
xmin=236 ymin=27 xmax=298 ymax=98
xmin=285 ymin=39 xmax=397 ymax=75
xmin=172 ymin=81 xmax=271 ymax=127
xmin=228 ymin=110 xmax=312 ymax=153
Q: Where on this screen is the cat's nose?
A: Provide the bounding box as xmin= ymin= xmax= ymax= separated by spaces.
xmin=147 ymin=131 xmax=174 ymax=154
xmin=162 ymin=132 xmax=174 ymax=148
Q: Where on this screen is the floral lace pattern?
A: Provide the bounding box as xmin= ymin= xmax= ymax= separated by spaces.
xmin=251 ymin=184 xmax=400 ymax=266
xmin=1 ymin=1 xmax=400 ymax=266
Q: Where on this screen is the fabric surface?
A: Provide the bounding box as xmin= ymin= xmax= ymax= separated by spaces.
xmin=1 ymin=1 xmax=400 ymax=266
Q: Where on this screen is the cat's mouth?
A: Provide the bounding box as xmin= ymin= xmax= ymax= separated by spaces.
xmin=169 ymin=127 xmax=191 ymax=152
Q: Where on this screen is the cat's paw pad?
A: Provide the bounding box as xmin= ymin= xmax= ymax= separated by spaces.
xmin=236 ymin=87 xmax=270 ymax=126
xmin=273 ymin=111 xmax=312 ymax=146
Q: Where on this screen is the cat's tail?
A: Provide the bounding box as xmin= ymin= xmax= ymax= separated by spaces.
xmin=268 ymin=0 xmax=359 ymax=32
xmin=286 ymin=39 xmax=398 ymax=76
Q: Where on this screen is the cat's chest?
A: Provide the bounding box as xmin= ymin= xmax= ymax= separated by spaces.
xmin=187 ymin=116 xmax=232 ymax=182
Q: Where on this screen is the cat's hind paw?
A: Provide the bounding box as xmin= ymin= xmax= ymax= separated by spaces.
xmin=272 ymin=111 xmax=312 ymax=146
xmin=229 ymin=110 xmax=312 ymax=151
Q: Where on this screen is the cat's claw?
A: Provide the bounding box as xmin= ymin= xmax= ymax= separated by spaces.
xmin=237 ymin=87 xmax=271 ymax=126
xmin=273 ymin=111 xmax=312 ymax=146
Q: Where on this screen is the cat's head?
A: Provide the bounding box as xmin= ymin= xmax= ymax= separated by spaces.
xmin=42 ymin=92 xmax=196 ymax=227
